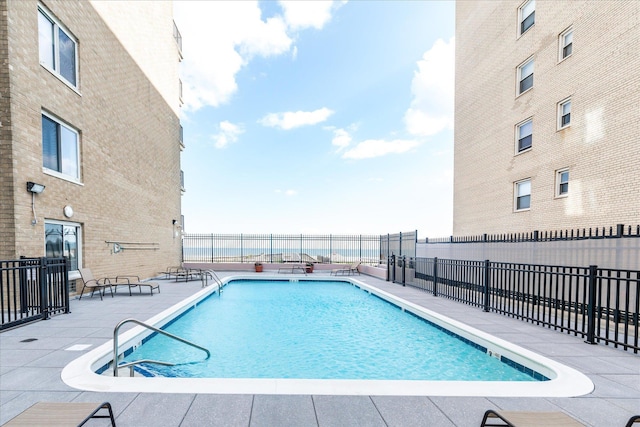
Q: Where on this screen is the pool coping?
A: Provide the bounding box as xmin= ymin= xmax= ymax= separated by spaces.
xmin=61 ymin=275 xmax=594 ymax=397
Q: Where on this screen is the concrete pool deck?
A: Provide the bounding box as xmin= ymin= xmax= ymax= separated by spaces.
xmin=1 ymin=272 xmax=638 ymax=426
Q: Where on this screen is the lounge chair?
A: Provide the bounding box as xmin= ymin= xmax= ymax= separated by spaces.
xmin=330 ymin=262 xmax=361 ymax=276
xmin=78 ymin=268 xmax=114 ymax=300
xmin=278 ymin=264 xmax=307 ymax=274
xmin=480 ymin=409 xmax=584 ymax=426
xmin=113 ymin=275 xmax=160 ymax=296
xmin=4 ymin=401 xmax=115 ymax=426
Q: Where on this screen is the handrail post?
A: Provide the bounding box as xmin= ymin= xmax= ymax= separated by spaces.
xmin=585 ymin=265 xmax=598 ymax=345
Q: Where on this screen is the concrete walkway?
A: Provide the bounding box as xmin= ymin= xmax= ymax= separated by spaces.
xmin=1 ymin=272 xmax=638 ymax=426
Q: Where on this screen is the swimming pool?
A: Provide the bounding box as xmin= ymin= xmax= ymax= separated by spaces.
xmin=62 ymin=275 xmax=594 ymax=396
xmin=124 ymin=280 xmax=542 ymax=381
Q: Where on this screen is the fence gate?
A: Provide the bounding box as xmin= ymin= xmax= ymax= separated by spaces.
xmin=381 ymin=231 xmax=417 ymax=285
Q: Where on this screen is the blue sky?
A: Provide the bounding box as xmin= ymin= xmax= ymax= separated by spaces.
xmin=174 ymin=1 xmax=455 ymax=238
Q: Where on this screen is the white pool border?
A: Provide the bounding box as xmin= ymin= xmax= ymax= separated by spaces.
xmin=62 ymin=275 xmax=594 ymax=397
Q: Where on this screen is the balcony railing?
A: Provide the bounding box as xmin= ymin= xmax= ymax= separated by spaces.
xmin=173 ymin=21 xmax=182 ymax=56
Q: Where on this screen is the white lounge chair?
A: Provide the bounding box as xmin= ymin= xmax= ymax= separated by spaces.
xmin=330 ymin=262 xmax=361 ymax=276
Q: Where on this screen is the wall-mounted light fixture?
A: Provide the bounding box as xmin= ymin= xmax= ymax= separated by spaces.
xmin=172 ymin=219 xmax=182 ymax=238
xmin=27 ymin=181 xmax=45 ymax=193
xmin=26 ymin=181 xmax=45 ymax=225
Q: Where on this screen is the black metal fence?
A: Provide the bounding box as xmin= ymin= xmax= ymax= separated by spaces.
xmin=1 ymin=257 xmax=70 ymax=331
xmin=182 ymin=233 xmax=383 ymax=265
xmin=393 ymin=256 xmax=639 ymax=354
xmin=423 ymin=223 xmax=640 ymax=243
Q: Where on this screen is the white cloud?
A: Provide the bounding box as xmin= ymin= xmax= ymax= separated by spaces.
xmin=174 ymin=1 xmax=343 ymax=112
xmin=259 ymin=107 xmax=334 ymax=130
xmin=404 ymin=37 xmax=455 ymax=136
xmin=212 ymin=120 xmax=244 ymax=148
xmin=279 ymin=1 xmax=340 ymax=30
xmin=342 ymin=139 xmax=421 ymax=159
xmin=331 ymin=128 xmax=352 ymax=150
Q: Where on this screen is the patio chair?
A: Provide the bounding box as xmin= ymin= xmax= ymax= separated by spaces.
xmin=113 ymin=275 xmax=160 ymax=296
xmin=480 ymin=409 xmax=585 ymax=426
xmin=4 ymin=401 xmax=115 ymax=426
xmin=78 ymin=268 xmax=114 ymax=300
xmin=330 ymin=262 xmax=361 ymax=276
xmin=627 ymin=415 xmax=640 ymax=427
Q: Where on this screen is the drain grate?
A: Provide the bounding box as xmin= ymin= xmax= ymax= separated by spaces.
xmin=20 ymin=338 xmax=38 ymax=342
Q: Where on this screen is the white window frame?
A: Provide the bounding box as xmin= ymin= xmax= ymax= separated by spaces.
xmin=515 ymin=118 xmax=533 ymax=153
xmin=515 ymin=179 xmax=531 ymax=212
xmin=38 ymin=4 xmax=79 ymax=89
xmin=42 ymin=111 xmax=81 ymax=183
xmin=44 ymin=219 xmax=82 ymax=280
xmin=557 ymin=97 xmax=572 ymax=130
xmin=517 ymin=57 xmax=534 ymax=95
xmin=559 ymin=27 xmax=573 ymax=61
xmin=556 ymin=169 xmax=569 ymax=198
xmin=518 ymin=0 xmax=535 ymax=36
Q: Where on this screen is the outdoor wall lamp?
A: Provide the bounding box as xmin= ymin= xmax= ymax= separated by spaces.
xmin=26 ymin=181 xmax=45 ymax=225
xmin=27 ymin=181 xmax=45 ymax=193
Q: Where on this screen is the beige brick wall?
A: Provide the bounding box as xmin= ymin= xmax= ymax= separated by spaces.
xmin=453 ymin=1 xmax=640 ymax=235
xmin=0 ymin=0 xmax=17 ymax=260
xmin=4 ymin=0 xmax=182 ymax=284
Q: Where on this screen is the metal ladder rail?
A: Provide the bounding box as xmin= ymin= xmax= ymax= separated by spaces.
xmin=113 ymin=318 xmax=210 ymax=377
xmin=201 ymin=269 xmax=223 ymax=292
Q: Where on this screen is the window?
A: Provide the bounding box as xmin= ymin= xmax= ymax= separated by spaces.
xmin=516 ymin=119 xmax=533 ymax=152
xmin=42 ymin=113 xmax=80 ymax=181
xmin=518 ymin=58 xmax=534 ymax=94
xmin=558 ymin=98 xmax=571 ymax=129
xmin=519 ymin=0 xmax=535 ymax=35
xmin=556 ymin=169 xmax=569 ymax=197
xmin=560 ymin=27 xmax=573 ymax=60
xmin=38 ymin=5 xmax=77 ymax=87
xmin=515 ymin=179 xmax=531 ymax=211
xmin=45 ymin=221 xmax=81 ymax=272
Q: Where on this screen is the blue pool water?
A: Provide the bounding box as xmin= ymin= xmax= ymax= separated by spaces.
xmin=123 ymin=280 xmax=541 ymax=381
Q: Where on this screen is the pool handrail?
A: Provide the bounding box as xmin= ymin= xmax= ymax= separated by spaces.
xmin=199 ymin=269 xmax=223 ymax=289
xmin=112 ymin=318 xmax=211 ymax=377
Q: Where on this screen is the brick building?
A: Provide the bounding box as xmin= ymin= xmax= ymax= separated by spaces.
xmin=0 ymin=0 xmax=183 ymax=288
xmin=453 ymin=1 xmax=640 ymax=235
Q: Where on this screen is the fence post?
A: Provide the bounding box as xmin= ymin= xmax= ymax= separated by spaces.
xmin=401 ymin=255 xmax=406 ymax=286
xmin=483 ymin=259 xmax=491 ymax=312
xmin=433 ymin=257 xmax=438 ymax=297
xmin=39 ymin=257 xmax=49 ymax=320
xmin=62 ymin=258 xmax=70 ymax=314
xmin=585 ymin=265 xmax=598 ymax=345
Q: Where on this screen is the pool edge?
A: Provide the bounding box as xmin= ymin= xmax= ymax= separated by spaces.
xmin=61 ymin=275 xmax=595 ymax=397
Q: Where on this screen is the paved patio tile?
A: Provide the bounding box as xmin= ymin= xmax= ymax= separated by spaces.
xmin=428 ymin=397 xmax=493 ymax=427
xmin=371 ymin=395 xmax=456 ymax=427
xmin=313 ymin=395 xmax=385 ymax=427
xmin=250 ymin=395 xmax=317 ymax=427
xmin=114 ymin=393 xmax=195 ymax=427
xmin=181 ymin=394 xmax=253 ymax=427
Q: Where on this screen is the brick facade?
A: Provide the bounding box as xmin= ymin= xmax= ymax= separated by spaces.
xmin=453 ymin=1 xmax=640 ymax=235
xmin=0 ymin=0 xmax=182 ymax=285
